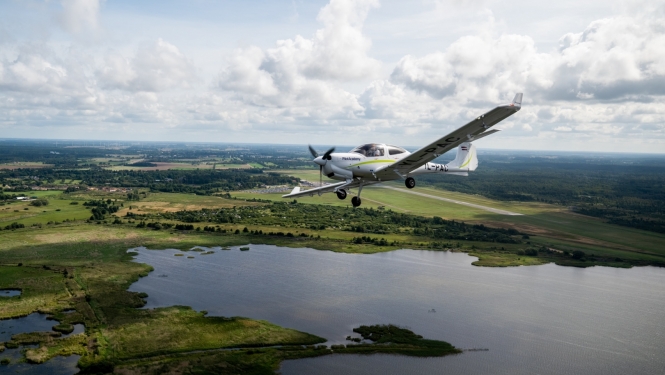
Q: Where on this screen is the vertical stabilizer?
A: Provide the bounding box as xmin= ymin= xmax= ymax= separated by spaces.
xmin=449 ymin=142 xmax=478 ymax=171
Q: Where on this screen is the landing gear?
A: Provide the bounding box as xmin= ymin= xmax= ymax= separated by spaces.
xmin=336 ymin=189 xmax=347 ymax=200
xmin=405 ymin=177 xmax=416 ymax=189
xmin=351 ymin=196 xmax=362 ymax=207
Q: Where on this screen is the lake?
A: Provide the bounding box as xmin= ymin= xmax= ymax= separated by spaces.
xmin=128 ymin=245 xmax=665 ymax=375
xmin=0 ymin=313 xmax=84 ymax=374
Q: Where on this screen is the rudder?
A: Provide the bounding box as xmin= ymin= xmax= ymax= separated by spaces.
xmin=449 ymin=142 xmax=478 ymax=171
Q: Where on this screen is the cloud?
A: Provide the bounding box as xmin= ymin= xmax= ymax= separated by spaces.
xmin=548 ymin=13 xmax=665 ymax=101
xmin=57 ymin=0 xmax=102 ymax=34
xmin=217 ymin=0 xmax=380 ymax=112
xmin=388 ymin=8 xmax=665 ymax=104
xmin=0 ymin=44 xmax=94 ymax=101
xmin=98 ymin=39 xmax=197 ymax=92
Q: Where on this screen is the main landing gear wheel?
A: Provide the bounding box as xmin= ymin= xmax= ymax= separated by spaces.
xmin=405 ymin=177 xmax=416 ymax=189
xmin=351 ymin=196 xmax=362 ymax=207
xmin=336 ymin=189 xmax=347 ymax=200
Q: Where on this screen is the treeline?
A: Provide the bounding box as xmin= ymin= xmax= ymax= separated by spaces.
xmin=420 ymin=153 xmax=665 ymax=234
xmin=133 ymin=202 xmax=523 ymax=244
xmin=1 ymin=169 xmax=297 ymax=194
xmin=0 ymin=141 xmax=314 ymax=169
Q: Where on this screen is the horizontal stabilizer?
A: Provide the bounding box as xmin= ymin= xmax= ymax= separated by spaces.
xmin=283 ymin=186 xmax=300 ymax=197
xmin=472 ymin=129 xmax=501 ymax=141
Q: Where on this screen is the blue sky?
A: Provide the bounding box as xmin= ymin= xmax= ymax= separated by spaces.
xmin=0 ymin=0 xmax=663 ymax=152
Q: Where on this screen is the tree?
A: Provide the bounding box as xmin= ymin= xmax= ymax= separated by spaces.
xmin=572 ymin=250 xmax=585 ymax=259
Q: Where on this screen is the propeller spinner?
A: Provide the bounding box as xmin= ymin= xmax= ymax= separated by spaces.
xmin=308 ymin=145 xmax=335 ymax=186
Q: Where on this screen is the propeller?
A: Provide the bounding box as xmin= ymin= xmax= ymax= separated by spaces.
xmin=308 ymin=145 xmax=335 ymax=186
xmin=308 ymin=145 xmax=318 ymax=158
xmin=323 ymin=147 xmax=335 ymax=160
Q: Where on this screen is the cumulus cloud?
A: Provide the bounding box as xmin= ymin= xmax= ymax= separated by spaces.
xmin=548 ymin=14 xmax=665 ymax=100
xmin=218 ymin=0 xmax=380 ymax=112
xmin=98 ymin=39 xmax=197 ymax=92
xmin=388 ymin=8 xmax=665 ymax=104
xmin=57 ymin=0 xmax=102 ymax=33
xmin=0 ymin=44 xmax=95 ymax=103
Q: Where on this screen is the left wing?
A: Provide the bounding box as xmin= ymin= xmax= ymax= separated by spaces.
xmin=376 ymin=93 xmax=522 ymax=178
xmin=282 ymin=179 xmax=381 ymax=198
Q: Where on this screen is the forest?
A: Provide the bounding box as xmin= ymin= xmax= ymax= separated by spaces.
xmin=421 ymin=150 xmax=665 ymax=234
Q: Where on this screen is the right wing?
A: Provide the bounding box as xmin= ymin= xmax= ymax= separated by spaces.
xmin=376 ymin=93 xmax=522 ymax=179
xmin=282 ymin=179 xmax=382 ymax=198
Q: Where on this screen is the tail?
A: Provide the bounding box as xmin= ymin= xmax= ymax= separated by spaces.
xmin=449 ymin=142 xmax=478 ymax=171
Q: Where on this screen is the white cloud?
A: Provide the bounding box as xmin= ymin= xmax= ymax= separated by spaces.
xmin=217 ymin=0 xmax=380 ymax=112
xmin=98 ymin=39 xmax=197 ymax=92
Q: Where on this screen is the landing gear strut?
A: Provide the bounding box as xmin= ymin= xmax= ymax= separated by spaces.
xmin=336 ymin=189 xmax=347 ymax=200
xmin=405 ymin=177 xmax=416 ymax=189
xmin=351 ymin=196 xmax=362 ymax=207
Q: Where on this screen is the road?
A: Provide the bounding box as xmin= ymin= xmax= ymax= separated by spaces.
xmin=378 ymin=186 xmax=524 ymax=216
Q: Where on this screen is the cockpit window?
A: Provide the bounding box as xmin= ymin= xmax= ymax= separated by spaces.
xmin=351 ymin=143 xmax=384 ymax=157
xmin=387 ymin=145 xmax=407 ymax=155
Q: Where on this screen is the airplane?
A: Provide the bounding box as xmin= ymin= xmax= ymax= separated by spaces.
xmin=283 ymin=93 xmax=523 ymax=207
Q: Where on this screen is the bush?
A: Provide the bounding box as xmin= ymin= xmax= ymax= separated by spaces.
xmin=572 ymin=250 xmax=586 ymax=259
xmin=30 ymin=198 xmax=49 ymax=207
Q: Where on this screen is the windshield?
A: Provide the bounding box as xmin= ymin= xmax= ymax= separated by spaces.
xmin=386 ymin=145 xmax=407 ymax=155
xmin=351 ymin=143 xmax=384 ymax=157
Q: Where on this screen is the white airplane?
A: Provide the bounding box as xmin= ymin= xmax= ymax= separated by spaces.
xmin=283 ymin=93 xmax=523 ymax=207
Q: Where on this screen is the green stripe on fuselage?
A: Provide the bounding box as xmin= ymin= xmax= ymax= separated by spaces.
xmin=347 ymin=159 xmax=395 ymax=168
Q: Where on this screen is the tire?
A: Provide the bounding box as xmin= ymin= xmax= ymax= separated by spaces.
xmin=351 ymin=196 xmax=361 ymax=207
xmin=336 ymin=189 xmax=347 ymax=200
xmin=405 ymin=177 xmax=416 ymax=189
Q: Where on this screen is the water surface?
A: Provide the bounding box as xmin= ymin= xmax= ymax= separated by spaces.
xmin=129 ymin=245 xmax=665 ymax=375
xmin=0 ymin=290 xmax=20 ymax=298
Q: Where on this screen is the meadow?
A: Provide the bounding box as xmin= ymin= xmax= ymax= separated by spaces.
xmin=1 ymin=141 xmax=663 ymax=373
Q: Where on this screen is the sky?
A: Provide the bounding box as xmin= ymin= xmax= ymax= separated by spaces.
xmin=0 ymin=0 xmax=663 ymax=152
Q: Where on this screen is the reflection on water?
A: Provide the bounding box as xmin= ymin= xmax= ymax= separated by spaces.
xmin=0 ymin=314 xmax=83 ymax=374
xmin=0 ymin=289 xmax=21 ymax=297
xmin=0 ymin=345 xmax=79 ymax=375
xmin=0 ymin=313 xmax=54 ymax=342
xmin=129 ymin=245 xmax=665 ymax=375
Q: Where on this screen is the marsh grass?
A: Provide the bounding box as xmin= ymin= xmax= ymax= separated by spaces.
xmin=101 ymin=306 xmax=324 ymax=360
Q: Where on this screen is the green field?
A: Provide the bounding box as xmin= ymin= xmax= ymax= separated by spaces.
xmin=1 ymin=171 xmax=664 ymax=372
xmin=235 ymin=169 xmax=665 ymax=266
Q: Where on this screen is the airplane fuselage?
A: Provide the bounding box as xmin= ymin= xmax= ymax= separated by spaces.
xmin=317 ymin=143 xmax=472 ymax=182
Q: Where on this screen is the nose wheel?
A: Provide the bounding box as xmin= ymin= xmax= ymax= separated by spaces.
xmin=351 ymin=196 xmax=362 ymax=207
xmin=405 ymin=177 xmax=416 ymax=189
xmin=336 ymin=189 xmax=347 ymax=200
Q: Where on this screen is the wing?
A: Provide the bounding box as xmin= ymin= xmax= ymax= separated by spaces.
xmin=282 ymin=179 xmax=381 ymax=198
xmin=376 ymin=93 xmax=522 ymax=178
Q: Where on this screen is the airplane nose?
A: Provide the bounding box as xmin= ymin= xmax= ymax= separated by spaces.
xmin=313 ymin=156 xmax=326 ymax=166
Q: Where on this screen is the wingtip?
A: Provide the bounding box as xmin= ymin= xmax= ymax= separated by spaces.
xmin=512 ymin=93 xmax=523 ymax=107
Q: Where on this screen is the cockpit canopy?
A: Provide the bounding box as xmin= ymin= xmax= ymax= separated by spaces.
xmin=350 ymin=144 xmax=407 ymax=157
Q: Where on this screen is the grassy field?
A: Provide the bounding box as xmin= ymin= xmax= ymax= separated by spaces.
xmin=106 ymin=162 xmax=254 ymax=171
xmin=235 ymin=169 xmax=665 ymax=266
xmin=1 ymin=182 xmax=662 ymax=372
xmin=0 ymin=162 xmax=53 ymax=169
xmin=116 ymin=192 xmax=263 ymax=215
